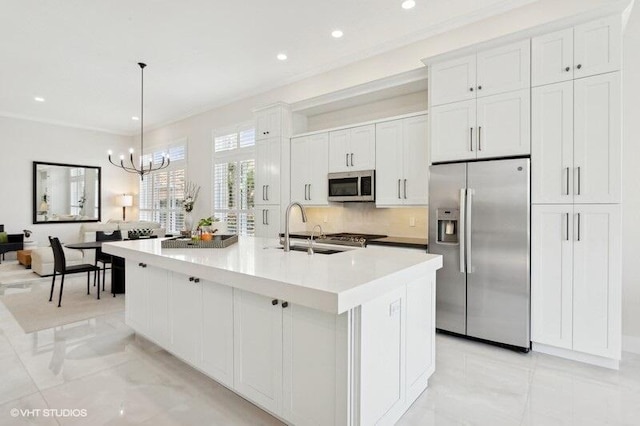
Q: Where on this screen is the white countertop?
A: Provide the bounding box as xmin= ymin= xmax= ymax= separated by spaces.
xmin=103 ymin=236 xmax=442 ymax=314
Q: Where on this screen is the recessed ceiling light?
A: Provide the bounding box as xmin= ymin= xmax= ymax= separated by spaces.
xmin=331 ymin=30 xmax=344 ymax=39
xmin=402 ymin=0 xmax=416 ymax=10
xmin=34 ymin=96 xmax=45 ymax=102
xmin=131 ymin=116 xmax=139 ymax=121
xmin=277 ymin=53 xmax=288 ymax=61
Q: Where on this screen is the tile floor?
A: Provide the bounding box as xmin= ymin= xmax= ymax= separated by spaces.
xmin=1 ymin=278 xmax=639 ymax=425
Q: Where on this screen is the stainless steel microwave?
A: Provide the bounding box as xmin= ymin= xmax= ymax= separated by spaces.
xmin=327 ymin=170 xmax=375 ymax=202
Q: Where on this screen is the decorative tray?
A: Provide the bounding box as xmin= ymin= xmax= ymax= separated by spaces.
xmin=161 ymin=234 xmax=238 ymax=249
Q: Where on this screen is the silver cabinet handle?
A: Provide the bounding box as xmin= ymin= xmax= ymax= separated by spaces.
xmin=308 ymin=184 xmax=311 ymax=200
xmin=350 ymin=153 xmax=354 ymax=167
xmin=478 ymin=126 xmax=482 ymax=151
xmin=262 ymin=209 xmax=266 ymax=225
xmin=470 ymin=127 xmax=474 ymax=152
xmin=398 ymin=179 xmax=401 ymax=199
xmin=265 ymin=185 xmax=269 ymax=201
xmin=565 ymin=167 xmax=570 ymax=196
xmin=459 ymin=189 xmax=466 ymax=273
xmin=403 ymin=179 xmax=407 ymax=199
xmin=265 ymin=209 xmax=269 ymax=225
xmin=565 ymin=212 xmax=569 ymax=241
xmin=305 ymin=184 xmax=308 ymax=200
xmin=576 ymin=213 xmax=581 ymax=241
xmin=262 ymin=185 xmax=266 ymax=201
xmin=576 ymin=167 xmax=581 ymax=195
xmin=466 ymin=189 xmax=474 ymax=273
xmin=346 ymin=153 xmax=349 ymax=167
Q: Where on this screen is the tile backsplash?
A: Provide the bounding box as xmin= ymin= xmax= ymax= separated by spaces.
xmin=289 ymin=204 xmax=428 ymax=239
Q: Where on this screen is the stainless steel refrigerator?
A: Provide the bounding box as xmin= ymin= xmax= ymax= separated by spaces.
xmin=428 ymin=158 xmax=530 ymax=350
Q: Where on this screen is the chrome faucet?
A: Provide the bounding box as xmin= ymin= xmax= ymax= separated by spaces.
xmin=284 ymin=202 xmax=308 ymax=252
xmin=308 ymin=224 xmax=324 ymax=255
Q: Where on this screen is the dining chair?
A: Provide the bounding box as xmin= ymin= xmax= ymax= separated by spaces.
xmin=48 ymin=237 xmax=102 ymax=307
xmin=95 ymin=230 xmax=122 ymax=295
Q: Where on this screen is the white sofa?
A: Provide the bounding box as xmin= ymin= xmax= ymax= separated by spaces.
xmin=31 ymin=220 xmax=165 ymax=276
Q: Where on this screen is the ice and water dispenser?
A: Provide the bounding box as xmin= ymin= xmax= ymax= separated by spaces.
xmin=436 ymin=208 xmax=459 ymax=244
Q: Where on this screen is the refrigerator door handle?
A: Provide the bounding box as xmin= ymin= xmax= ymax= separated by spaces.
xmin=466 ymin=188 xmax=474 ymax=273
xmin=459 ymin=188 xmax=466 ymax=273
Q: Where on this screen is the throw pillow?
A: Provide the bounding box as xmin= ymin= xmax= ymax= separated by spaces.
xmin=0 ymin=232 xmax=7 ymax=243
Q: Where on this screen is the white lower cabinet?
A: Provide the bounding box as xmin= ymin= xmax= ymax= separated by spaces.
xmin=125 ymin=260 xmax=169 ymax=346
xmin=532 ymin=204 xmax=621 ymax=362
xmin=233 ymin=290 xmax=283 ymax=415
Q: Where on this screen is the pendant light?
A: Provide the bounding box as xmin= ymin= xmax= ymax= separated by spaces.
xmin=108 ymin=62 xmax=170 ymax=180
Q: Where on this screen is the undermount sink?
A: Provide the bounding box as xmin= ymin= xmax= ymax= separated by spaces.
xmin=265 ymin=245 xmax=346 ymax=255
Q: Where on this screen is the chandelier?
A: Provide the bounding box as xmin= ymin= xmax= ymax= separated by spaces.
xmin=108 ymin=62 xmax=170 ymax=180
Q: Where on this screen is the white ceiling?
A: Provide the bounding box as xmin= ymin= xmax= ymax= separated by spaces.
xmin=0 ymin=0 xmax=536 ymax=135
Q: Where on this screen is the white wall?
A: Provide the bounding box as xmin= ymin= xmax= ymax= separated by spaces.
xmin=622 ymin=2 xmax=640 ymax=351
xmin=0 ymin=116 xmax=133 ymax=247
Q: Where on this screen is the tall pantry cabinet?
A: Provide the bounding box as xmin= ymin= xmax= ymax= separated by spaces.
xmin=530 ymin=16 xmax=623 ymax=367
xmin=253 ymin=103 xmax=292 ymax=238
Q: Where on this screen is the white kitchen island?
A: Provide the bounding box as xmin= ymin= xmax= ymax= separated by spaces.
xmin=103 ymin=236 xmax=442 ymax=426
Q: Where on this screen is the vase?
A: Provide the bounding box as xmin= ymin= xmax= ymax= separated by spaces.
xmin=184 ymin=211 xmax=194 ymax=233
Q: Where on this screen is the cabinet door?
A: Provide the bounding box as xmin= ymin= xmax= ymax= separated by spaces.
xmin=290 ymin=136 xmax=309 ymax=203
xmin=574 ymin=16 xmax=621 ymax=79
xmin=375 ymin=119 xmax=404 ymax=206
xmin=283 ymin=303 xmax=339 ymax=426
xmin=532 ymin=81 xmax=574 ymax=204
xmin=532 ymin=28 xmax=574 ymax=86
xmin=402 ymin=115 xmax=429 ymax=205
xmin=147 ymin=266 xmax=170 ymax=347
xmin=328 ymin=129 xmax=349 ymax=173
xmin=349 ymin=125 xmax=376 ymax=171
xmin=573 ymin=72 xmax=621 ymax=204
xmin=264 ymin=137 xmax=281 ymax=204
xmin=200 ymin=280 xmax=234 ymax=388
xmin=531 ymin=205 xmax=573 ymax=350
xmin=233 ymin=290 xmax=283 ymax=415
xmin=429 ymin=54 xmax=476 ymax=106
xmin=405 ymin=273 xmax=435 ymax=403
xmin=255 ymin=206 xmax=281 ymax=238
xmin=476 ymin=89 xmax=530 ymax=159
xmin=476 ymin=40 xmax=530 ymax=98
xmin=307 ymin=133 xmax=329 ymax=205
xmin=125 ymin=260 xmax=148 ymax=333
xmin=256 ymin=108 xmax=282 ymax=140
xmin=430 ymin=100 xmax=477 ymax=163
xmin=572 ymin=204 xmax=621 ymax=359
xmin=255 ymin=138 xmax=270 ymax=203
xmin=170 ymin=272 xmax=202 ymax=366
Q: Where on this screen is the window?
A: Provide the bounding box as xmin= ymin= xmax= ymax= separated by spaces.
xmin=139 ymin=142 xmax=187 ymax=233
xmin=213 ymin=125 xmax=255 ymax=235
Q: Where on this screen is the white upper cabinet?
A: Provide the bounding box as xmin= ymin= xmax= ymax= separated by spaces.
xmin=476 ymin=40 xmax=531 ymax=98
xmin=574 ymin=16 xmax=621 ymax=79
xmin=430 ymin=100 xmax=477 ymax=163
xmin=573 ymin=72 xmax=621 ymax=204
xmin=256 ymin=108 xmax=282 ymax=140
xmin=476 ymin=89 xmax=531 ymax=159
xmin=532 ymin=73 xmax=620 ymax=204
xmin=375 ymin=115 xmax=429 ymax=206
xmin=532 ymin=28 xmax=574 ymax=86
xmin=429 ymin=55 xmax=477 ymax=106
xmin=255 ymin=137 xmax=281 ymax=205
xmin=329 ymin=125 xmax=375 ymax=173
xmin=532 ymin=81 xmax=574 ymax=203
xmin=429 ymin=40 xmax=530 ymax=107
xmin=532 ymin=16 xmax=621 ymax=87
xmin=291 ymin=133 xmax=329 ymax=206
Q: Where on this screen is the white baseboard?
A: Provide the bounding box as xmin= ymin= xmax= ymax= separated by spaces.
xmin=622 ymin=335 xmax=640 ymax=354
xmin=532 ymin=343 xmax=620 ymax=370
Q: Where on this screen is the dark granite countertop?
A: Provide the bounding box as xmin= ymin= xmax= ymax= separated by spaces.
xmin=367 ymin=236 xmax=428 ymax=250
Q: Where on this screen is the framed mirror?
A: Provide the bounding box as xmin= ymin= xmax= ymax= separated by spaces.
xmin=33 ymin=161 xmax=101 ymax=224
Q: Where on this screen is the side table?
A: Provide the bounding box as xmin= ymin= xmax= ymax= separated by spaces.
xmin=17 ymin=250 xmax=32 ymax=268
